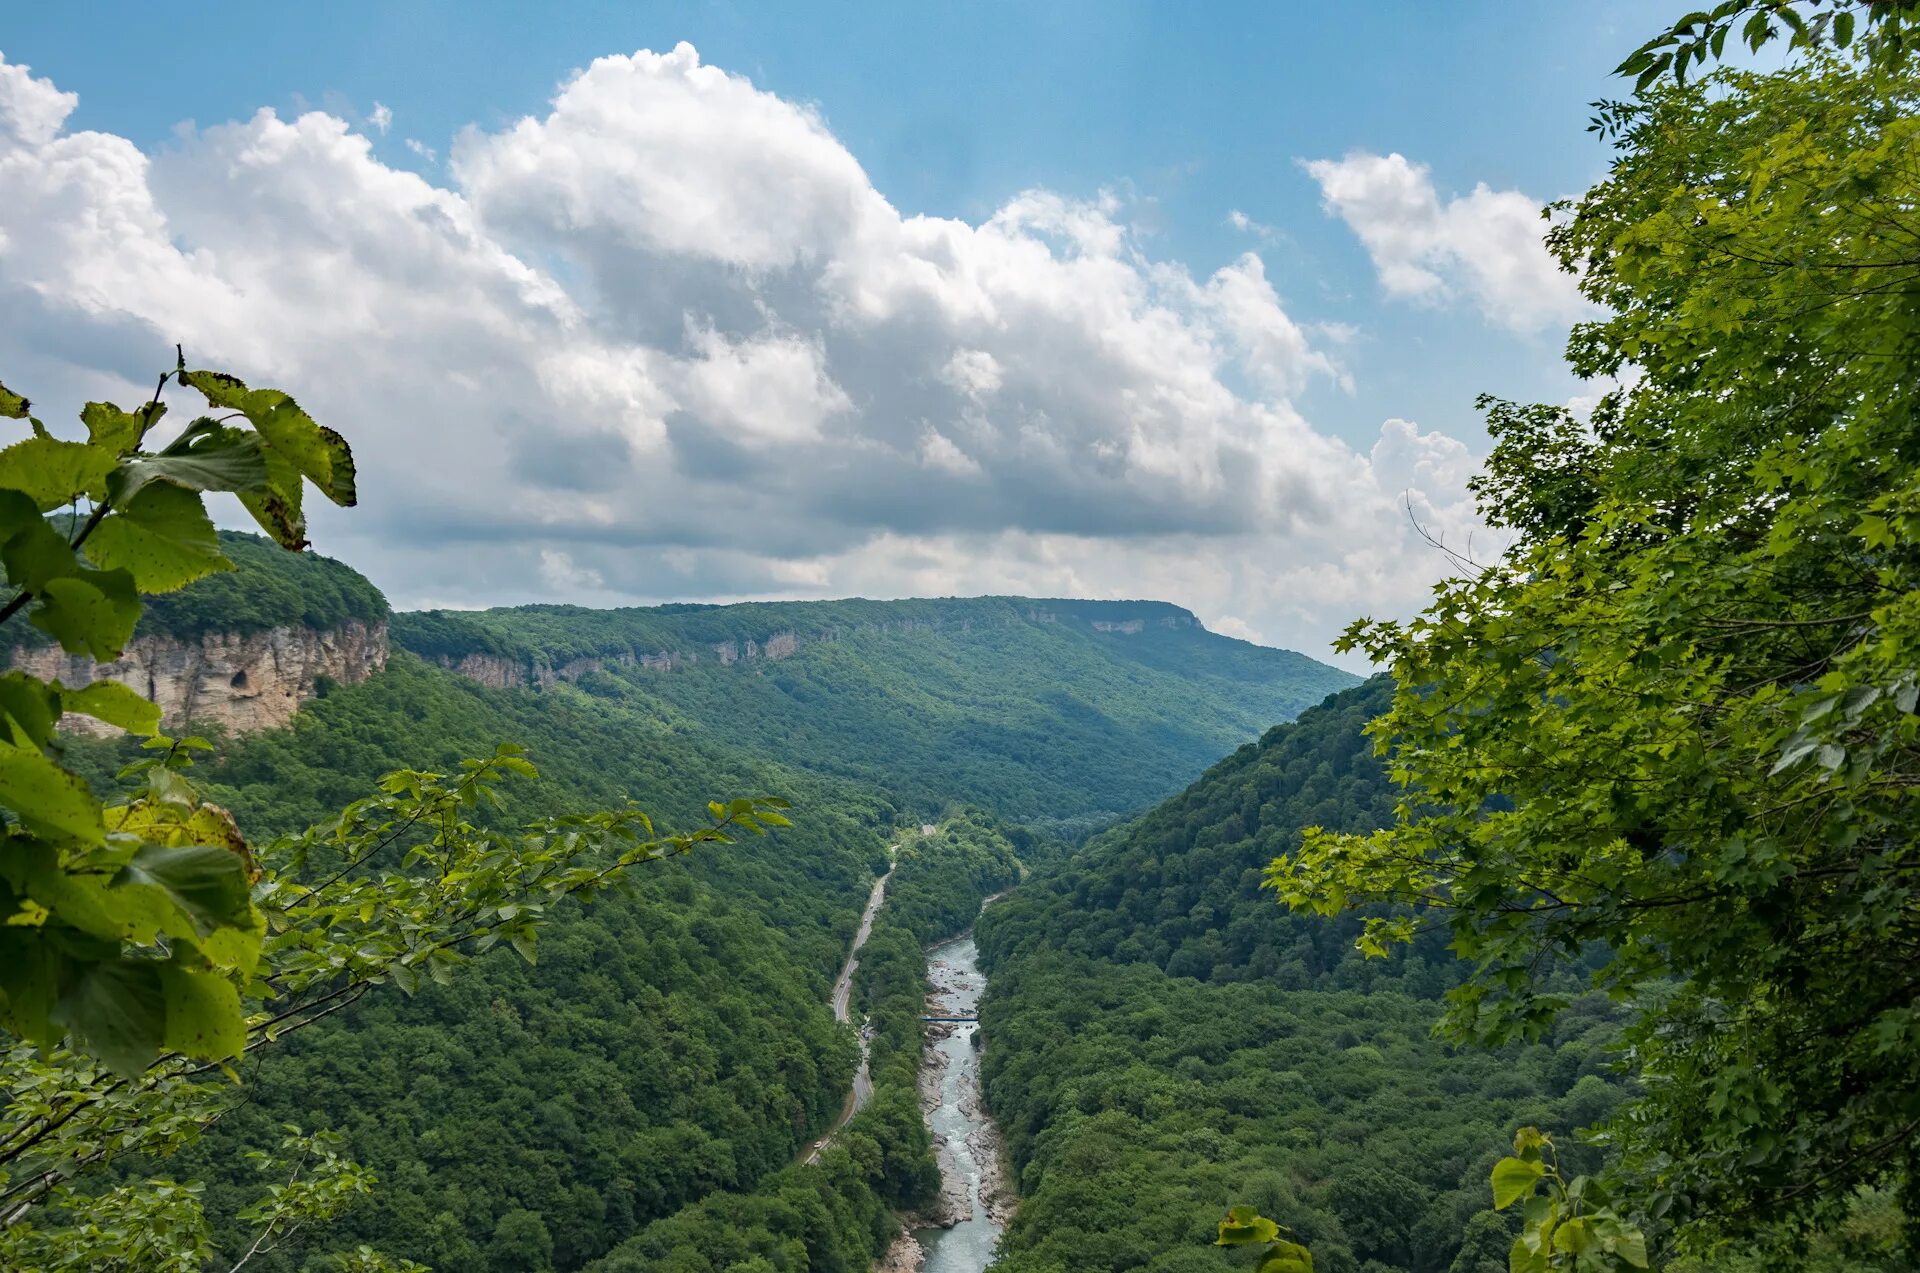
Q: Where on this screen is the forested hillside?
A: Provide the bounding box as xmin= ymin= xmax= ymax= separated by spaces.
xmin=1 ymin=530 xmax=390 ymax=650
xmin=396 ymin=597 xmax=1356 ymax=833
xmin=29 ymin=534 xmax=1337 ymax=1272
xmin=582 ymin=819 xmax=1025 ymax=1272
xmin=974 ymin=683 xmax=1630 ymax=1273
xmin=61 ymin=654 xmax=887 ymax=1270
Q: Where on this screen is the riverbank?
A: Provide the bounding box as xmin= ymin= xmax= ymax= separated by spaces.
xmin=878 ymin=923 xmax=1017 ymax=1273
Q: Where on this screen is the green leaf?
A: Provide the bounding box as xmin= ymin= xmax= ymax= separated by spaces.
xmin=0 ymin=487 xmax=40 ymax=540
xmin=53 ymin=957 xmax=166 ymax=1077
xmin=509 ymin=929 xmax=538 ymax=964
xmin=387 ymin=961 xmax=419 ymax=996
xmin=1508 ymin=1235 xmax=1548 ymax=1273
xmin=85 ymin=479 xmax=234 ymax=593
xmin=0 ymin=436 xmax=115 ymax=511
xmin=158 ymin=960 xmax=245 ymax=1061
xmin=1555 ymin=1217 xmax=1592 ymax=1254
xmin=1 ymin=515 xmax=81 ymax=594
xmin=239 ymin=442 xmax=307 ymax=549
xmin=114 ymin=842 xmax=255 ymax=939
xmin=1216 ymin=1205 xmax=1281 ymax=1246
xmin=62 ymin=680 xmax=162 ymax=736
xmin=0 ymin=670 xmax=63 ymax=750
xmin=180 ymin=369 xmax=251 ymax=410
xmin=0 ymin=740 xmax=105 ymax=843
xmin=0 ymin=926 xmax=62 ymax=1048
xmin=109 ymin=422 xmax=269 ymax=504
xmin=81 ymin=401 xmax=149 ymax=456
xmin=1257 ymin=1239 xmax=1314 ymax=1273
xmin=0 ymin=380 xmax=29 ymax=418
xmin=250 ymin=392 xmax=357 ymax=508
xmin=1612 ymin=1227 xmax=1649 ymax=1269
xmin=29 ymin=568 xmax=141 ymax=661
xmin=1492 ymin=1156 xmax=1546 ymax=1210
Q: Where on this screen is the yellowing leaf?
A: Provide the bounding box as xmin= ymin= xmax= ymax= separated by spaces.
xmin=158 ymin=961 xmax=245 ymax=1062
xmin=81 ymin=401 xmax=148 ymax=455
xmin=250 ymin=392 xmax=357 ymax=508
xmin=1217 ymin=1206 xmax=1282 ymax=1246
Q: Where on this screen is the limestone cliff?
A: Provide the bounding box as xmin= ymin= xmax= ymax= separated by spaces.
xmin=11 ymin=619 xmax=388 ymax=737
xmin=419 ymin=603 xmax=1203 ymax=693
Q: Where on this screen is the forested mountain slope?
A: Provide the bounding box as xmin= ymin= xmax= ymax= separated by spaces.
xmin=43 ymin=540 xmax=1348 ymax=1271
xmin=975 ymin=683 xmax=1630 ymax=1273
xmin=397 ymin=596 xmax=1357 ymax=833
xmin=68 ymin=649 xmax=895 ymax=1271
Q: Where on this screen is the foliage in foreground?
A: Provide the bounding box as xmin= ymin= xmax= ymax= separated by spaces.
xmin=0 ymin=355 xmax=359 ymax=1080
xmin=1 ymin=745 xmax=789 ymax=1269
xmin=0 ymin=360 xmax=797 ymax=1268
xmin=1270 ymin=41 xmax=1920 ymax=1261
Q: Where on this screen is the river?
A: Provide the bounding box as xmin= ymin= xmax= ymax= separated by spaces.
xmin=912 ymin=932 xmax=1007 ymax=1273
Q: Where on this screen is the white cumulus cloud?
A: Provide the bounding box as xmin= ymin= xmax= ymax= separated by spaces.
xmin=1304 ymin=151 xmax=1589 ymax=333
xmin=0 ymin=45 xmax=1489 ymax=661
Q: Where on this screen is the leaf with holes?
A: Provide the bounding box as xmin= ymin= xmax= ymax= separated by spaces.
xmin=239 ymin=441 xmax=307 ymax=549
xmin=250 ymin=391 xmax=357 ymax=508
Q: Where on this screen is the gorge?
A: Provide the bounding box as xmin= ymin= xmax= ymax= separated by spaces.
xmin=13 ymin=535 xmax=1359 ymax=1272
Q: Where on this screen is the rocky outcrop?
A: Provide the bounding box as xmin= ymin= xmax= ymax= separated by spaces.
xmin=444 ymin=651 xmax=524 ymax=690
xmin=428 ymin=629 xmax=807 ymax=689
xmin=12 ymin=620 xmax=388 ymax=737
xmin=426 ymin=605 xmax=1198 ymax=693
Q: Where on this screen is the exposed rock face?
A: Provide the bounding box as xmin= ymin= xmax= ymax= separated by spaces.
xmin=428 ymin=629 xmax=808 ymax=689
xmin=428 ymin=605 xmax=1195 ymax=693
xmin=11 ymin=620 xmax=388 ymax=737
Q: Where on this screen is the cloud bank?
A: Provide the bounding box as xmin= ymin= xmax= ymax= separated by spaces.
xmin=0 ymin=45 xmax=1491 ymax=659
xmin=1304 ymin=151 xmax=1589 ymax=333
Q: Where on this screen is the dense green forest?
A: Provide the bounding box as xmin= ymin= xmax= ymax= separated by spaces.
xmin=974 ymin=684 xmax=1630 ymax=1273
xmin=58 ymin=653 xmax=882 ymax=1270
xmin=3 ymin=530 xmax=390 ymax=651
xmin=30 ymin=543 xmax=1165 ymax=1271
xmin=396 ymin=597 xmax=1356 ymax=834
xmin=582 ymin=820 xmax=1022 ymax=1272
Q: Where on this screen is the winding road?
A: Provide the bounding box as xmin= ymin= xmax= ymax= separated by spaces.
xmin=799 ymin=859 xmax=895 ymax=1166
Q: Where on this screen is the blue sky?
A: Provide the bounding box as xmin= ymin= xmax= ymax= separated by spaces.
xmin=0 ymin=3 xmax=1671 ymax=662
